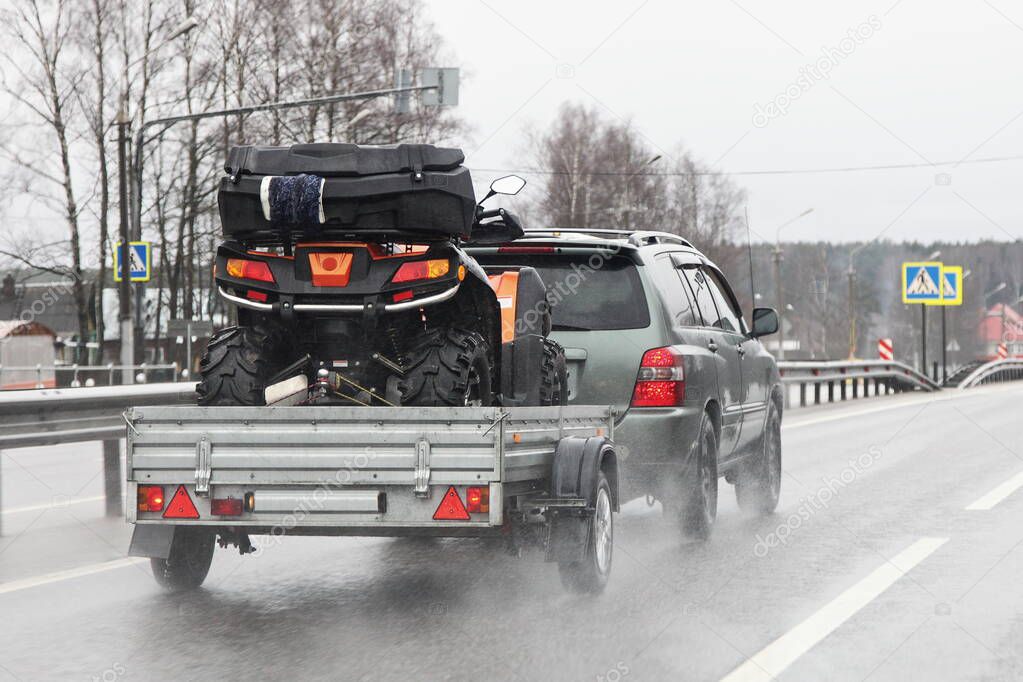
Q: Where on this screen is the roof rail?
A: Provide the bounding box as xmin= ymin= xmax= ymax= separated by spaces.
xmin=521 ymin=228 xmax=693 ymax=248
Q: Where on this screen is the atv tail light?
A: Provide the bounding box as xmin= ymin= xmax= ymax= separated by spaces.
xmin=631 ymin=346 xmax=685 ymax=407
xmin=137 ymin=485 xmax=164 ymax=513
xmin=210 ymin=497 xmax=243 ymax=516
xmin=309 ymin=252 xmax=353 ymax=287
xmin=466 ymin=486 xmax=490 ymax=514
xmin=391 ymin=259 xmax=450 ymax=283
xmin=226 ymin=258 xmax=275 ymax=283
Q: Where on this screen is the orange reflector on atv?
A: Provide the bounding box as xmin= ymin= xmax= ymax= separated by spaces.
xmin=309 ymin=252 xmax=353 ymax=287
xmin=433 ymin=486 xmax=471 ymax=521
xmin=162 ymin=485 xmax=200 ymax=519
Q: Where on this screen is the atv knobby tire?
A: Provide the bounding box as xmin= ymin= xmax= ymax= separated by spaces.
xmin=400 ymin=328 xmax=492 ymax=406
xmin=197 ymin=325 xmax=285 ymax=406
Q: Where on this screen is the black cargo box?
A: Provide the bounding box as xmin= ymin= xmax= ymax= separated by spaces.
xmin=218 ymin=143 xmax=477 ymax=243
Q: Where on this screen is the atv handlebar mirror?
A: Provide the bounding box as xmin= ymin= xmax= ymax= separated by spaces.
xmin=489 ymin=175 xmax=526 ymax=197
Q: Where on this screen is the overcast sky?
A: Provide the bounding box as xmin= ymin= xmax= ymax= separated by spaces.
xmin=423 ymin=0 xmax=1023 ymax=244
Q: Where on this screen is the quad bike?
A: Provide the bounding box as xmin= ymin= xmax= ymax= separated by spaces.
xmin=199 ymin=143 xmax=566 ymax=408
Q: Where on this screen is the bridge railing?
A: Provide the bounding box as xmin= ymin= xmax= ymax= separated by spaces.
xmin=954 ymin=358 xmax=1023 ymax=389
xmin=778 ymin=359 xmax=940 ymax=408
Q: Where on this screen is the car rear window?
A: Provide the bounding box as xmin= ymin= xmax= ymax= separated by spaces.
xmin=476 ymin=254 xmax=650 ymax=331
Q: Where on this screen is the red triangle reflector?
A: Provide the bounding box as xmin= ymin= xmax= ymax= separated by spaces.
xmin=163 ymin=485 xmax=200 ymax=519
xmin=433 ymin=486 xmax=470 ymax=521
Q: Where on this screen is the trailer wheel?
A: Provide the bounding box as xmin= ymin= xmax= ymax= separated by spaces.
xmin=540 ymin=339 xmax=568 ymax=406
xmin=150 ymin=527 xmax=215 ymax=591
xmin=197 ymin=325 xmax=284 ymax=406
xmin=400 ymin=328 xmax=492 ymax=407
xmin=558 ymin=471 xmax=613 ymax=594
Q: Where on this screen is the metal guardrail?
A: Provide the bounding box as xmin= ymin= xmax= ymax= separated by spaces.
xmin=778 ymin=359 xmax=940 ymax=408
xmin=0 ymin=363 xmax=181 ymax=389
xmin=0 ymin=382 xmax=197 ymax=535
xmin=954 ymin=358 xmax=1023 ymax=389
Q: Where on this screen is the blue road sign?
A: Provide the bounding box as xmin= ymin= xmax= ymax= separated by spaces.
xmin=901 ymin=261 xmax=942 ymax=304
xmin=114 ymin=241 xmax=151 ymax=283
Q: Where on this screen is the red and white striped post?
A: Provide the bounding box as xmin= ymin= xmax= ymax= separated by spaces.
xmin=878 ymin=338 xmax=894 ymax=361
xmin=997 ymin=343 xmax=1008 ymax=360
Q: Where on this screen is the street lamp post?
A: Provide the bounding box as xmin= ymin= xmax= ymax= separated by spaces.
xmin=846 ymin=242 xmax=868 ymax=359
xmin=116 ymin=17 xmax=199 ymax=384
xmin=772 ymin=208 xmax=813 ymax=359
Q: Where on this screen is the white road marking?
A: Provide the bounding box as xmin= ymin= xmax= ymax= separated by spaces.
xmin=781 ymin=382 xmax=1023 ymax=431
xmin=965 ymin=471 xmax=1023 ymax=511
xmin=0 ymin=557 xmax=148 ymax=596
xmin=1 ymin=495 xmax=108 ymax=516
xmin=720 ymin=537 xmax=948 ymax=682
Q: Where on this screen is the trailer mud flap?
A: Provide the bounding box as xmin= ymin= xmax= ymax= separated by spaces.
xmin=545 ymin=509 xmax=590 ymax=562
xmin=128 ymin=524 xmax=176 ymax=559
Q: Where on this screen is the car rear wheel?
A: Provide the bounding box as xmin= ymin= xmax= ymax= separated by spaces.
xmin=666 ymin=414 xmax=718 ymax=540
xmin=735 ymin=402 xmax=782 ymax=515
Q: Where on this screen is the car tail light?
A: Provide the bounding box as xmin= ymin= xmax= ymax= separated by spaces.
xmin=466 ymin=486 xmax=490 ymax=513
xmin=433 ymin=486 xmax=471 ymax=520
xmin=225 ymin=258 xmax=275 ymax=283
xmin=211 ymin=497 xmax=243 ymax=516
xmin=137 ymin=485 xmax=164 ymax=513
xmin=391 ymin=259 xmax=450 ymax=283
xmin=631 ymin=346 xmax=685 ymax=407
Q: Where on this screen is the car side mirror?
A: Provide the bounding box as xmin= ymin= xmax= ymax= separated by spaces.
xmin=750 ymin=307 xmax=779 ymax=338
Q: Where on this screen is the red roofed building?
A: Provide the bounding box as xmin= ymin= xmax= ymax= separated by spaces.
xmin=978 ymin=304 xmax=1023 ymax=359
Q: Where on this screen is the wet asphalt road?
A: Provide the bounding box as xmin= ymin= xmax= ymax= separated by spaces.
xmin=2 ymin=383 xmax=1023 ymax=681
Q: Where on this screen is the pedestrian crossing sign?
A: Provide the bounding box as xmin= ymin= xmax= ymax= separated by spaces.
xmin=114 ymin=241 xmax=152 ymax=283
xmin=902 ymin=262 xmax=943 ymax=304
xmin=934 ymin=266 xmax=963 ymax=307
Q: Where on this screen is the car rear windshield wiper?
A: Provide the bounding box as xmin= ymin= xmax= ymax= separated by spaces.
xmin=552 ymin=323 xmax=593 ymax=331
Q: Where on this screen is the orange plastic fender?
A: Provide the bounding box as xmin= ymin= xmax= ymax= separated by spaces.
xmin=487 ymin=271 xmax=519 ymax=344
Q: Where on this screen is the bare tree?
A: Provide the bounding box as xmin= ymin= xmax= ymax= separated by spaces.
xmin=0 ymin=0 xmax=90 ymax=360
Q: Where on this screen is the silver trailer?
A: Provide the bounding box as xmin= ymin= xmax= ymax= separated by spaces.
xmin=126 ymin=405 xmax=619 ymax=593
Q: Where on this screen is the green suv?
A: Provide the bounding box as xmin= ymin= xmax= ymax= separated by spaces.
xmin=469 ymin=229 xmax=783 ymax=538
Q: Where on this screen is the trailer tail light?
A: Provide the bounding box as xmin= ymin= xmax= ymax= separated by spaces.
xmin=391 ymin=259 xmax=450 ymax=283
xmin=466 ymin=486 xmax=490 ymax=514
xmin=137 ymin=485 xmax=165 ymax=513
xmin=433 ymin=486 xmax=471 ymax=521
xmin=631 ymin=347 xmax=685 ymax=407
xmin=225 ymin=258 xmax=275 ymax=283
xmin=162 ymin=485 xmax=200 ymax=519
xmin=210 ymin=497 xmax=243 ymax=516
